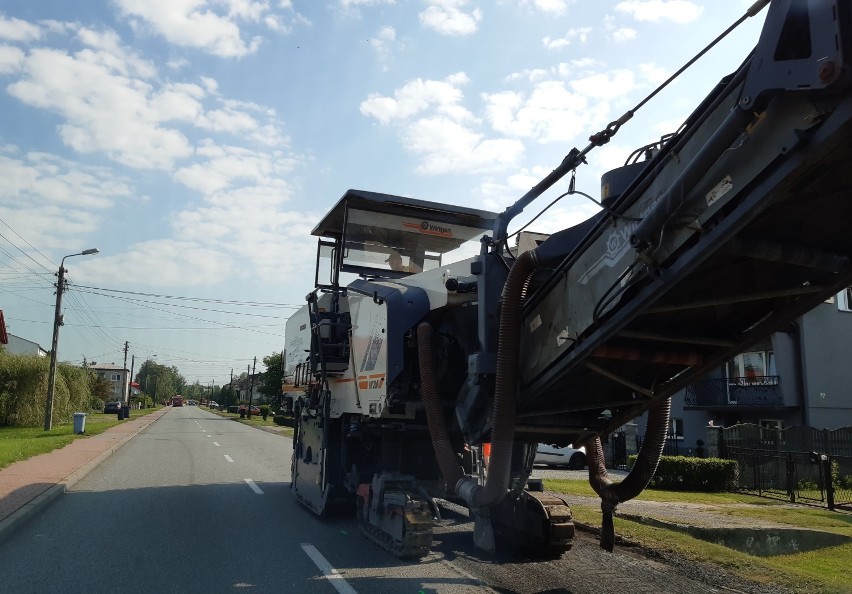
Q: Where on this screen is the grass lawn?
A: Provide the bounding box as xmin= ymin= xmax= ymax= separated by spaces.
xmin=210 ymin=409 xmax=294 ymax=437
xmin=547 ymin=477 xmax=852 ymax=594
xmin=0 ymin=407 xmax=162 ymax=470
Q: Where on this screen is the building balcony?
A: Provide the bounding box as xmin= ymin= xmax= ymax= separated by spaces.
xmin=684 ymin=376 xmax=786 ymax=408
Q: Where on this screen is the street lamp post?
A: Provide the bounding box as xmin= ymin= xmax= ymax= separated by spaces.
xmin=44 ymin=248 xmax=99 ymax=431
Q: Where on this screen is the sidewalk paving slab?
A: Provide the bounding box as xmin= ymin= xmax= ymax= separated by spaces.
xmin=0 ymin=408 xmax=168 ymax=545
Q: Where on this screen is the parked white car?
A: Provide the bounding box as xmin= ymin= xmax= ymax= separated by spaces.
xmin=534 ymin=443 xmax=587 ymax=469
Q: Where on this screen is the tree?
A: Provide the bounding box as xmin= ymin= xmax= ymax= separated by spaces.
xmin=259 ymin=352 xmax=284 ymax=406
xmin=91 ymin=374 xmax=113 ymax=402
xmin=135 ymin=360 xmax=186 ymax=404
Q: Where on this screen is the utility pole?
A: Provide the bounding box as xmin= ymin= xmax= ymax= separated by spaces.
xmin=128 ymin=354 xmax=135 ymax=408
xmin=119 ymin=341 xmax=129 ymax=418
xmin=247 ymin=359 xmax=257 ymax=417
xmin=122 ymin=341 xmax=129 ymax=416
xmin=43 ymin=263 xmax=67 ymax=431
xmin=43 ymin=247 xmax=99 ymax=431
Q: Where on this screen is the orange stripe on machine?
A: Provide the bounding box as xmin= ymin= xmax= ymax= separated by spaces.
xmin=357 ymin=374 xmax=385 ymax=389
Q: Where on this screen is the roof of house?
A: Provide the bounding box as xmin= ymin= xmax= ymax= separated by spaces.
xmin=88 ymin=363 xmax=129 ymax=372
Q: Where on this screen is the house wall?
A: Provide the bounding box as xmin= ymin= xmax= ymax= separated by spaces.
xmin=798 ymin=301 xmax=852 ymax=429
xmin=636 ymin=297 xmax=852 ymax=448
xmin=771 ymin=330 xmax=801 ymax=408
xmin=92 ymin=367 xmax=129 ymax=402
xmin=5 ymin=334 xmax=47 ymax=357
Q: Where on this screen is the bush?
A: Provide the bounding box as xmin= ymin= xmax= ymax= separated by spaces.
xmin=260 ymin=404 xmax=270 ymax=420
xmin=273 ymin=414 xmax=294 ymax=427
xmin=0 ymin=351 xmax=91 ymax=426
xmin=91 ymin=398 xmax=105 ymax=412
xmin=628 ymin=455 xmax=739 ymax=492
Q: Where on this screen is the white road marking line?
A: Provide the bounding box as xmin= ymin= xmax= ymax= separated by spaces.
xmin=206 ymin=434 xmax=212 ymax=438
xmin=244 ymin=479 xmax=264 ymax=495
xmin=213 ymin=442 xmax=220 ymax=447
xmin=224 ymin=455 xmax=234 ymax=463
xmin=300 ymin=544 xmax=358 ymax=594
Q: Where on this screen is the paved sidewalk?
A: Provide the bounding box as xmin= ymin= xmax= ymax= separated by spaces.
xmin=0 ymin=408 xmax=168 ymax=545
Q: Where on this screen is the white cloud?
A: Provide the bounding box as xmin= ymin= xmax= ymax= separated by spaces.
xmin=527 ymin=0 xmax=570 ymax=16
xmin=360 ymin=73 xmax=473 ymax=125
xmin=0 ymin=15 xmax=42 ymax=42
xmin=8 ymin=47 xmax=194 ymax=169
xmin=75 ymin=26 xmax=157 ymax=78
xmin=113 ymin=0 xmax=281 ymax=58
xmin=402 ymin=116 xmax=523 ymax=175
xmin=78 ymin=239 xmax=237 ymax=287
xmin=484 ymin=81 xmax=595 ymax=143
xmin=570 ymin=69 xmax=636 ymax=99
xmin=0 ymin=149 xmax=133 ymax=250
xmin=369 ymin=26 xmax=397 ymax=69
xmin=517 ymin=0 xmax=571 ymax=16
xmin=173 ymin=140 xmax=299 ymax=198
xmin=615 ymin=0 xmax=703 ymax=24
xmin=638 ymin=62 xmax=669 ymax=85
xmin=505 ymin=68 xmax=549 ymax=83
xmin=360 ymin=73 xmax=524 ymax=175
xmin=420 ymin=0 xmax=483 ymax=36
xmin=341 ymin=0 xmax=395 ymax=6
xmin=5 ymin=29 xmax=289 ymax=170
xmin=0 ymin=44 xmax=24 ymax=74
xmin=542 ymin=27 xmax=591 ymax=50
xmin=612 ymin=27 xmax=637 ymax=43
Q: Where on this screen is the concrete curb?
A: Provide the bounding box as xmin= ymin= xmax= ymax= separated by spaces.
xmin=0 ymin=410 xmax=166 ymax=547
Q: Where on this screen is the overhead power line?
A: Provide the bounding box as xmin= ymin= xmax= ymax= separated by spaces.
xmin=70 ymin=284 xmax=303 ymax=308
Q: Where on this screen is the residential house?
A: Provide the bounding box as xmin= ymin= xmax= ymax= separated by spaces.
xmin=225 ymin=373 xmax=264 ymax=405
xmin=634 ymin=290 xmax=852 ymax=454
xmin=4 ymin=334 xmax=48 ymax=357
xmin=88 ymin=363 xmax=130 ymax=403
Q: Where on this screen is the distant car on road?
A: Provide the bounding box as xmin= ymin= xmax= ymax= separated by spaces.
xmin=534 ymin=443 xmax=587 ymax=469
xmin=103 ymin=401 xmax=122 ymax=414
xmin=207 ymin=401 xmax=219 ymax=409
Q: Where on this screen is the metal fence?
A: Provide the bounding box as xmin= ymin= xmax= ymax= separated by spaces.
xmin=720 ymin=424 xmax=852 ymax=510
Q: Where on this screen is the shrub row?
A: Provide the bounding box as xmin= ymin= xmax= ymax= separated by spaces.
xmin=628 ymin=454 xmax=739 ymax=492
xmin=273 ymin=414 xmax=295 ymax=427
xmin=0 ymin=350 xmax=92 ymax=426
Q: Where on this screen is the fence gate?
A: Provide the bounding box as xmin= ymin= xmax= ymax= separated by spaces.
xmin=720 ymin=424 xmax=852 ymax=510
xmin=611 ymin=431 xmax=627 ymax=470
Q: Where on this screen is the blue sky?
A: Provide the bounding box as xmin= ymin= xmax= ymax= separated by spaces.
xmin=0 ymin=0 xmax=765 ymax=385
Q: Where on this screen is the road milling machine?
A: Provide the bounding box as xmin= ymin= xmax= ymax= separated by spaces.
xmin=285 ymin=0 xmax=852 ymax=558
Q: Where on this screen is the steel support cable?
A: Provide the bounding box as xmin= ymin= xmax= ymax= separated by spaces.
xmin=495 ymin=0 xmax=769 ymax=244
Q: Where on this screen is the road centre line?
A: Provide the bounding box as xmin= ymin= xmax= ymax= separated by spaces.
xmin=206 ymin=434 xmax=212 ymax=438
xmin=244 ymin=479 xmax=264 ymax=495
xmin=213 ymin=442 xmax=220 ymax=447
xmin=300 ymin=543 xmax=358 ymax=594
xmin=224 ymin=455 xmax=234 ymax=463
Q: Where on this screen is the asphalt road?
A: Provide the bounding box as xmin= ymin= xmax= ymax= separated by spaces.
xmin=0 ymin=408 xmax=778 ymax=593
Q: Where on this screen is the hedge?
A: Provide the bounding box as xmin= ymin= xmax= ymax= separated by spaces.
xmin=0 ymin=350 xmax=92 ymax=426
xmin=273 ymin=414 xmax=295 ymax=427
xmin=628 ymin=454 xmax=739 ymax=492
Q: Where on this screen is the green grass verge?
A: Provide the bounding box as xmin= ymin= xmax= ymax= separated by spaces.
xmin=209 ymin=409 xmax=294 ymax=436
xmin=551 ymin=479 xmax=852 ymax=593
xmin=0 ymin=407 xmax=162 ymax=470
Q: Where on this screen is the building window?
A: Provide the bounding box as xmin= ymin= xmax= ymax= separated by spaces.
xmin=727 ymin=351 xmax=777 ymax=385
xmin=759 ymin=419 xmax=782 ymax=431
xmin=112 ymin=373 xmax=122 ymax=381
xmin=837 ymin=288 xmax=852 ymax=311
xmin=670 ymin=417 xmax=684 ymax=439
